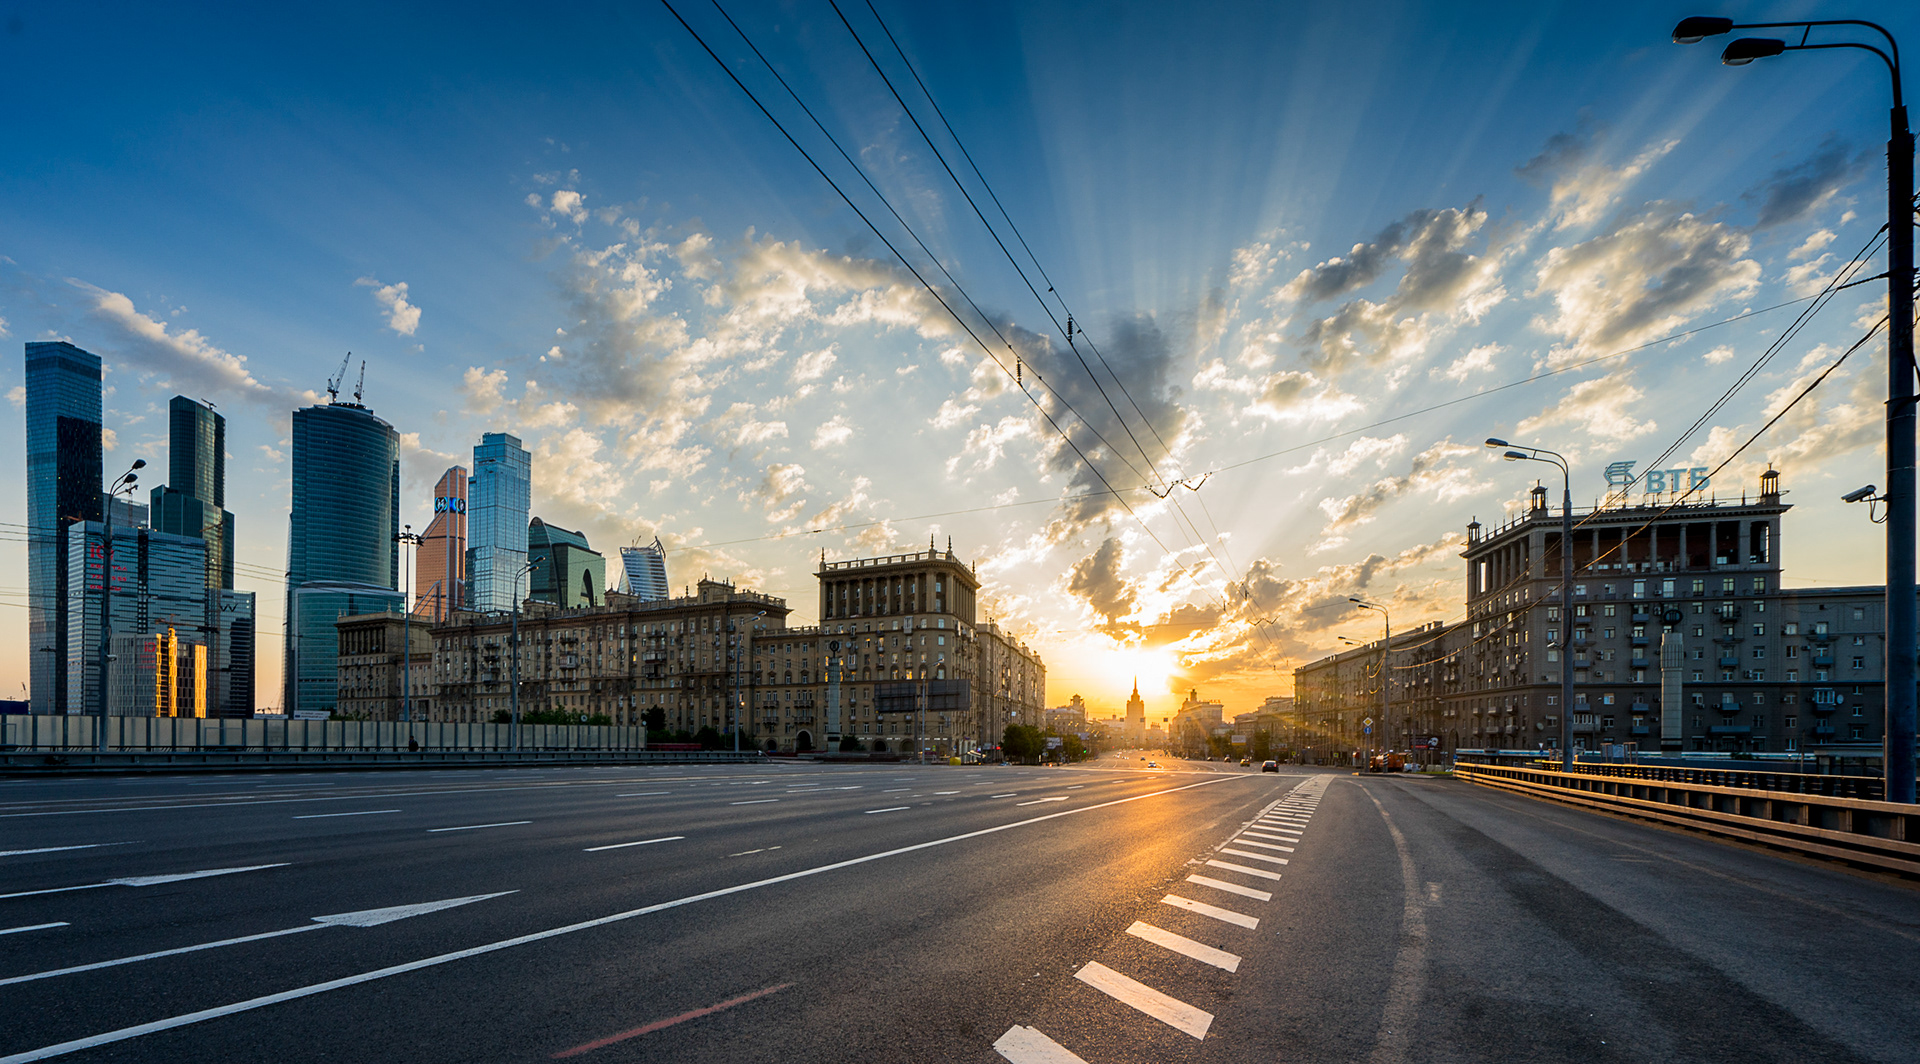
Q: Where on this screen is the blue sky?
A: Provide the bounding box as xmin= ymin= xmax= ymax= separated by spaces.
xmin=1 ymin=0 xmax=1910 ymax=717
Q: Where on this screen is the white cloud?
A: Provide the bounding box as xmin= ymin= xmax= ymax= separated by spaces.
xmin=6 ymin=385 xmax=22 ymax=408
xmin=68 ymin=280 xmax=299 ymax=408
xmin=811 ymin=415 xmax=852 ymax=448
xmin=355 ymin=277 xmax=422 ymax=336
xmin=792 ymin=346 xmax=837 ymax=382
xmin=1516 ymin=370 xmax=1658 ymax=441
xmin=1437 ymin=343 xmax=1500 ymax=382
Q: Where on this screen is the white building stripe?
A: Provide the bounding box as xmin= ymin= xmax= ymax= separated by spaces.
xmin=1205 ymin=860 xmax=1282 ymax=881
xmin=1185 ymin=874 xmax=1271 ymax=901
xmin=1126 ymin=921 xmax=1241 ymax=972
xmin=992 ymin=1025 xmax=1090 ymax=1064
xmin=1074 ymin=961 xmax=1213 ymax=1038
xmin=1220 ymin=848 xmax=1289 ymax=866
xmin=1161 ymin=894 xmax=1258 ymax=929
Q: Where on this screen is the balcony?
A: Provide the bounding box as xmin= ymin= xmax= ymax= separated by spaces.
xmin=1631 ymin=658 xmax=1651 ymax=669
xmin=1718 ymin=656 xmax=1740 ymax=668
xmin=1631 ymin=703 xmax=1651 ymax=715
xmin=1714 ymin=702 xmax=1742 ymax=716
xmin=1709 ymin=725 xmax=1752 ymax=736
xmin=1630 ymin=724 xmax=1652 ymax=736
xmin=1811 ymin=655 xmax=1835 ymax=668
xmin=1631 ymin=611 xmax=1650 ymax=623
xmin=1810 ymin=724 xmax=1837 ymax=739
xmin=1630 ymin=635 xmax=1650 ymax=647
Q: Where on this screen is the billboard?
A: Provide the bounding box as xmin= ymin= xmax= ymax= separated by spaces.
xmin=875 ymin=679 xmax=970 ymax=714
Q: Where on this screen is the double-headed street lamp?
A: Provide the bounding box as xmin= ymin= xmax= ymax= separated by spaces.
xmin=395 ymin=525 xmax=424 ymax=723
xmin=97 ymin=459 xmax=146 ymax=750
xmin=1486 ymin=438 xmax=1575 ymax=771
xmin=509 ymin=557 xmax=543 ymax=754
xmin=1672 ymin=15 xmax=1914 ymax=803
xmin=1349 ymin=598 xmax=1391 ymax=764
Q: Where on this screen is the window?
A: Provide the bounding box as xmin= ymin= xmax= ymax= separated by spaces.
xmin=1784 ymin=715 xmax=1796 ymax=728
xmin=1852 ymin=704 xmax=1864 ymax=717
xmin=1547 ymin=649 xmax=1559 ymax=662
xmin=1632 ymin=624 xmax=1646 ymax=637
xmin=1816 ymin=669 xmax=1830 ymax=682
xmin=1692 ymin=626 xmax=1705 ymax=637
xmin=1853 ymin=607 xmax=1865 ymax=621
xmin=1813 ymin=622 xmax=1829 ymax=635
xmin=1603 ymin=604 xmax=1617 ymax=617
xmin=1784 ymin=622 xmax=1798 ymax=635
xmin=1633 ymin=581 xmax=1646 ymax=599
xmin=1752 ymin=623 xmax=1766 ymax=636
xmin=1602 ymin=693 xmax=1615 ymax=705
xmin=1787 ymin=670 xmax=1799 ymax=681
xmin=1634 ymin=670 xmax=1646 ymax=682
xmin=1723 ymin=577 xmax=1736 ymax=593
xmin=1691 ymin=671 xmax=1703 ymax=682
xmin=1693 ymin=602 xmax=1705 ymax=614
xmin=1603 ymin=584 xmax=1615 ymax=597
xmin=1547 ymin=628 xmax=1559 ymax=643
xmin=1850 ymin=724 xmax=1865 ymax=740
xmin=1547 ymin=607 xmax=1560 ymax=621
xmin=1575 ymin=605 xmax=1589 ymax=617
xmin=1602 ymin=715 xmax=1615 ymax=729
xmin=1786 ymin=646 xmax=1799 ymax=659
xmin=1603 ymin=627 xmax=1616 ymax=639
xmin=1852 ymin=656 xmax=1865 ymax=670
xmin=1752 ymin=577 xmax=1766 ymax=593
xmin=1752 ymin=647 xmax=1767 ymax=659
xmin=1575 ymin=584 xmax=1588 ymax=597
xmin=1783 ymin=692 xmax=1797 ymax=705
xmin=1852 ymin=635 xmax=1866 ymax=646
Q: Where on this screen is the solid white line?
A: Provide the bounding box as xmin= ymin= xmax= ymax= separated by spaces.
xmin=1016 ymin=797 xmax=1069 ymax=806
xmin=1206 ymin=860 xmax=1282 ymax=881
xmin=0 ymin=774 xmax=1253 ymax=1064
xmin=864 ymin=807 xmax=910 ymax=814
xmin=292 ymin=810 xmax=400 ymax=820
xmin=0 ymin=925 xmax=325 ymax=986
xmin=0 ymin=845 xmax=122 ymax=858
xmin=1229 ymin=838 xmax=1294 ymax=853
xmin=1220 ymin=848 xmax=1289 ymax=866
xmin=615 ymin=792 xmax=670 ymax=797
xmin=992 ymin=1025 xmax=1090 ymax=1064
xmin=583 ymin=836 xmax=684 ymax=852
xmin=933 ymin=791 xmax=960 ymax=795
xmin=0 ymin=923 xmax=69 ymax=937
xmin=882 ymin=788 xmax=911 ymax=792
xmin=1185 ymin=874 xmax=1271 ymax=901
xmin=1126 ymin=921 xmax=1241 ymax=972
xmin=729 ymin=799 xmax=779 ymax=805
xmin=1074 ymin=961 xmax=1213 ymax=1039
xmin=0 ymin=864 xmax=289 ymax=901
xmin=427 ymin=822 xmax=531 ymax=833
xmin=1161 ymin=894 xmax=1259 ymax=929
xmin=1065 ymin=784 xmax=1085 ymax=789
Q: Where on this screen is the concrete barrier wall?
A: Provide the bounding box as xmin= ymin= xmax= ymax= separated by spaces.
xmin=0 ymin=715 xmax=647 ymax=753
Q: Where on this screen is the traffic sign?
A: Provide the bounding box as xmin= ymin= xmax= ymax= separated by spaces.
xmin=1362 ymin=717 xmax=1374 ymax=727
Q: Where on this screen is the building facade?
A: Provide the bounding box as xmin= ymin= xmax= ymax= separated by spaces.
xmin=150 ymin=396 xmax=234 ymax=591
xmin=528 ymin=518 xmax=606 ymax=608
xmin=25 ymin=341 xmax=103 ymax=714
xmin=416 ymin=466 xmax=467 ymax=622
xmin=334 ymin=611 xmax=435 ymax=721
xmin=620 ymin=538 xmax=670 ymax=600
xmin=64 ymin=522 xmax=209 ymax=717
xmin=466 ymin=432 xmax=530 ymax=613
xmin=284 ymin=400 xmax=400 ymax=715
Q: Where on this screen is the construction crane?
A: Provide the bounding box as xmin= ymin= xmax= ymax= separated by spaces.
xmin=353 ymin=359 xmax=365 ymax=404
xmin=326 ymin=353 xmax=351 ymax=403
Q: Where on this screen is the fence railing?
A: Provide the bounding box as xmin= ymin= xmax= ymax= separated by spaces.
xmin=1455 ymin=761 xmax=1920 ymax=877
xmin=0 ymin=714 xmax=649 ymax=754
xmin=1456 ymin=754 xmax=1886 ymax=801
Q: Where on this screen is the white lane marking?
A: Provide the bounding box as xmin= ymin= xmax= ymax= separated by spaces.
xmin=864 ymin=807 xmax=910 ymax=814
xmin=1256 ymin=826 xmax=1303 ymax=837
xmin=1073 ymin=961 xmax=1213 ymax=1039
xmin=1219 ymin=848 xmax=1289 ymax=866
xmin=1205 ymin=859 xmax=1282 ymax=881
xmin=992 ymin=1025 xmax=1090 ymax=1064
xmin=1228 ymin=838 xmax=1294 ymax=853
xmin=1065 ymin=785 xmax=1085 ymax=789
xmin=1016 ymin=797 xmax=1069 ymax=806
xmin=1126 ymin=921 xmax=1241 ymax=972
xmin=729 ymin=799 xmax=779 ymax=806
xmin=1240 ymin=831 xmax=1296 ymax=846
xmin=990 ymin=793 xmax=1018 ymax=799
xmin=0 ymin=844 xmax=127 ymax=858
xmin=428 ymin=821 xmax=531 ymax=833
xmin=615 ymin=792 xmax=671 ymax=797
xmin=934 ymin=791 xmax=960 ymax=795
xmin=0 ymin=893 xmax=514 ymax=986
xmin=292 ymin=810 xmax=400 ymax=820
xmin=1185 ymin=874 xmax=1271 ymax=901
xmin=0 ymin=774 xmax=1252 ymax=1064
xmin=0 ymin=923 xmax=69 ymax=937
xmin=0 ymin=864 xmax=289 ymax=900
xmin=834 ymin=786 xmax=863 ymax=790
xmin=1161 ymin=894 xmax=1258 ymax=929
xmin=583 ymin=836 xmax=684 ymax=852
xmin=881 ymin=788 xmax=911 ymax=793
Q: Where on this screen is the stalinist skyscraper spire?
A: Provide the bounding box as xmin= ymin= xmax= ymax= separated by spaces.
xmin=1125 ymin=679 xmax=1146 ymax=745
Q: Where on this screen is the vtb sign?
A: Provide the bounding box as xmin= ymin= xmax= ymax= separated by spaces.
xmin=1605 ymin=460 xmax=1709 ymax=496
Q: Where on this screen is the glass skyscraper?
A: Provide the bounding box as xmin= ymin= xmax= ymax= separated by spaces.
xmin=151 ymin=396 xmax=234 ymax=590
xmin=465 ymin=432 xmax=531 ymax=613
xmin=65 ymin=522 xmax=209 ymax=716
xmin=284 ymin=400 xmax=399 ymax=715
xmin=620 ymin=538 xmax=670 ymax=601
xmin=528 ymin=518 xmax=605 ymax=607
xmin=24 ymin=341 xmax=103 ymax=714
xmin=416 ymin=465 xmax=467 ymax=621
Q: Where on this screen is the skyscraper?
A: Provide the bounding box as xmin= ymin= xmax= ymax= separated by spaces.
xmin=465 ymin=432 xmax=530 ymax=613
xmin=24 ymin=341 xmax=103 ymax=714
xmin=65 ymin=522 xmax=208 ymax=717
xmin=528 ymin=518 xmax=606 ymax=608
xmin=620 ymin=538 xmax=670 ymax=601
xmin=150 ymin=396 xmax=234 ymax=590
xmin=284 ymin=399 xmax=400 ymax=715
xmin=416 ymin=465 xmax=467 ymax=621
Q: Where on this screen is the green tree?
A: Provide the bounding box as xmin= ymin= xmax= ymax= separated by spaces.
xmin=693 ymin=725 xmax=725 ymax=749
xmin=643 ymin=706 xmax=666 ymax=732
xmin=1251 ymin=730 xmax=1273 ymax=761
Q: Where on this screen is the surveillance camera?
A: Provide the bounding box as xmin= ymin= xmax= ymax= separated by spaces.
xmin=1842 ymin=485 xmax=1877 ymax=504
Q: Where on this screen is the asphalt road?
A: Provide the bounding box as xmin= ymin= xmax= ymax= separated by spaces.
xmin=0 ymin=756 xmax=1915 ymax=1063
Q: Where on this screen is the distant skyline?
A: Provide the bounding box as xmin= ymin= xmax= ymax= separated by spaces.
xmin=2 ymin=1 xmax=1912 ymax=716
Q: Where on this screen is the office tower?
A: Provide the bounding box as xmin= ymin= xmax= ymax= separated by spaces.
xmin=150 ymin=396 xmax=235 ymax=589
xmin=528 ymin=518 xmax=606 ymax=608
xmin=284 ymin=399 xmax=400 ymax=716
xmin=416 ymin=466 xmax=467 ymax=621
xmin=25 ymin=341 xmax=103 ymax=714
xmin=112 ymin=627 xmax=208 ymax=718
xmin=104 ymin=495 xmax=149 ymax=529
xmin=620 ymin=538 xmax=670 ymax=601
xmin=465 ymin=432 xmax=530 ymax=613
xmin=65 ymin=522 xmax=208 ymax=716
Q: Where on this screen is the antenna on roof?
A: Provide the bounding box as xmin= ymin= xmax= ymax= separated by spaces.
xmin=353 ymin=360 xmax=366 ymax=403
xmin=326 ymin=353 xmax=350 ymax=403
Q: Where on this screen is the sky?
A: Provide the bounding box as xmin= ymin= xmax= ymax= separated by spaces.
xmin=0 ymin=0 xmax=1912 ymax=722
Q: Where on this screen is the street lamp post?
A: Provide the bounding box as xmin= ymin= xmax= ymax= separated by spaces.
xmin=96 ymin=460 xmax=145 ymax=750
xmin=396 ymin=525 xmax=423 ymax=723
xmin=1487 ymin=438 xmax=1575 ymax=770
xmin=1672 ymin=14 xmax=1913 ymax=801
xmin=509 ymin=557 xmax=542 ymax=754
xmin=1349 ymin=599 xmax=1391 ymax=767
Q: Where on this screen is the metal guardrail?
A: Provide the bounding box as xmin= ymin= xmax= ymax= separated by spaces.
xmin=1455 ymin=762 xmax=1920 ymax=878
xmin=0 ymin=749 xmax=767 ymax=774
xmin=1457 ymin=755 xmax=1886 ymax=801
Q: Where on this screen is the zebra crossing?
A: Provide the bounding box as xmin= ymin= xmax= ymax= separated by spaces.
xmin=992 ymin=774 xmax=1332 ymax=1062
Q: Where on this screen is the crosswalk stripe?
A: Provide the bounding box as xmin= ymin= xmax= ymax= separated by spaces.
xmin=1185 ymin=873 xmax=1271 ymax=900
xmin=1074 ymin=961 xmax=1213 ymax=1039
xmin=1228 ymin=838 xmax=1294 ymax=853
xmin=992 ymin=1025 xmax=1090 ymax=1064
xmin=1205 ymin=859 xmax=1282 ymax=881
xmin=1126 ymin=921 xmax=1241 ymax=972
xmin=1161 ymin=894 xmax=1258 ymax=929
xmin=1220 ymin=848 xmax=1289 ymax=866
xmin=1256 ymin=826 xmax=1303 ymax=836
xmin=1240 ymin=831 xmax=1296 ymax=846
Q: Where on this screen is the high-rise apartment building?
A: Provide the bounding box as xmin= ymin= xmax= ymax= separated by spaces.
xmin=529 ymin=518 xmax=606 ymax=608
xmin=620 ymin=538 xmax=670 ymax=601
xmin=416 ymin=466 xmax=467 ymax=621
xmin=24 ymin=341 xmax=103 ymax=714
xmin=150 ymin=396 xmax=235 ymax=590
xmin=65 ymin=522 xmax=209 ymax=717
xmin=284 ymin=400 xmax=400 ymax=715
xmin=465 ymin=432 xmax=530 ymax=614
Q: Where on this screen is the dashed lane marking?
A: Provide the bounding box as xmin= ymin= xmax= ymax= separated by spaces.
xmin=1205 ymin=859 xmax=1282 ymax=881
xmin=1074 ymin=961 xmax=1213 ymax=1039
xmin=0 ymin=845 xmax=126 ymax=858
xmin=1126 ymin=921 xmax=1241 ymax=972
xmin=428 ymin=822 xmax=531 ymax=833
xmin=1016 ymin=797 xmax=1069 ymax=806
xmin=1185 ymin=874 xmax=1271 ymax=901
xmin=992 ymin=1025 xmax=1090 ymax=1064
xmin=583 ymin=837 xmax=684 ymax=852
xmin=729 ymin=800 xmax=779 ymax=806
xmin=1219 ymin=848 xmax=1289 ymax=866
xmin=990 ymin=793 xmax=1018 ymax=799
xmin=1160 ymin=894 xmax=1258 ymax=929
xmin=864 ymin=807 xmax=910 ymax=814
xmin=292 ymin=810 xmax=400 ymax=820
xmin=0 ymin=923 xmax=69 ymax=937
xmin=615 ymin=792 xmax=671 ymax=797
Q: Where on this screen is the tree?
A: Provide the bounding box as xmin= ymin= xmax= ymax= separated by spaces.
xmin=643 ymin=706 xmax=666 ymax=732
xmin=693 ymin=725 xmax=725 ymax=750
xmin=1002 ymin=724 xmax=1044 ymax=763
xmin=839 ymin=736 xmax=865 ymax=752
xmin=1251 ymin=730 xmax=1274 ymax=761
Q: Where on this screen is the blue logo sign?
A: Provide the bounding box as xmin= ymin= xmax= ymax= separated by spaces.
xmin=433 ymin=497 xmax=467 ymax=514
xmin=1605 ymin=462 xmax=1710 ymax=495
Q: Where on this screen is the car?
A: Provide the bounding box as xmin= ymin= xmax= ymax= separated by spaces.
xmin=1146 ymin=761 xmax=1160 ymax=768
xmin=1261 ymin=760 xmax=1278 ymax=772
xmin=1239 ymin=757 xmax=1251 ymax=766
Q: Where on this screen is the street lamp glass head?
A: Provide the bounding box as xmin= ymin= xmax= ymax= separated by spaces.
xmin=130 ymin=458 xmax=147 ymax=470
xmin=1721 ymin=37 xmax=1786 ymax=65
xmin=1484 ymin=437 xmax=1508 ymax=448
xmin=1504 ymin=450 xmax=1529 ymax=462
xmin=1672 ymin=16 xmax=1733 ymax=44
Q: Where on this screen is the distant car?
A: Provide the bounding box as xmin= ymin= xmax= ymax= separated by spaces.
xmin=1239 ymin=757 xmax=1251 ymax=766
xmin=1261 ymin=760 xmax=1278 ymax=772
xmin=1146 ymin=761 xmax=1160 ymax=768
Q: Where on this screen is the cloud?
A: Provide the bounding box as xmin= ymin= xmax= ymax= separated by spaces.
xmin=1437 ymin=343 xmax=1500 ymax=382
xmin=6 ymin=385 xmax=22 ymax=408
xmin=355 ymin=277 xmax=421 ymax=336
xmin=1746 ymin=138 xmax=1863 ymax=228
xmin=811 ymin=415 xmax=852 ymax=448
xmin=1066 ymin=536 xmax=1138 ymax=631
xmin=67 ymin=281 xmax=301 ymax=408
xmin=1517 ymin=125 xmax=1678 ymax=231
xmin=1315 ymin=439 xmax=1484 ymax=535
xmin=462 ymin=366 xmax=510 ymax=414
xmin=1515 ymin=369 xmax=1658 ymax=441
xmin=1241 ymin=369 xmax=1362 ymax=422
xmin=1287 ymin=434 xmax=1409 ymax=477
xmin=751 ymin=463 xmax=810 ymax=522
xmin=550 ymin=189 xmax=588 ymax=225
xmin=792 ymin=346 xmax=837 ymax=382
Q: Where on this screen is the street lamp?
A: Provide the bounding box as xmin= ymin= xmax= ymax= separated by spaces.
xmin=395 ymin=525 xmax=425 ymax=723
xmin=1349 ymin=598 xmax=1391 ymax=767
xmin=1486 ymin=437 xmax=1575 ymax=770
xmin=1672 ymin=15 xmax=1914 ymax=803
xmin=509 ymin=557 xmax=543 ymax=754
xmin=95 ymin=460 xmax=145 ymax=751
